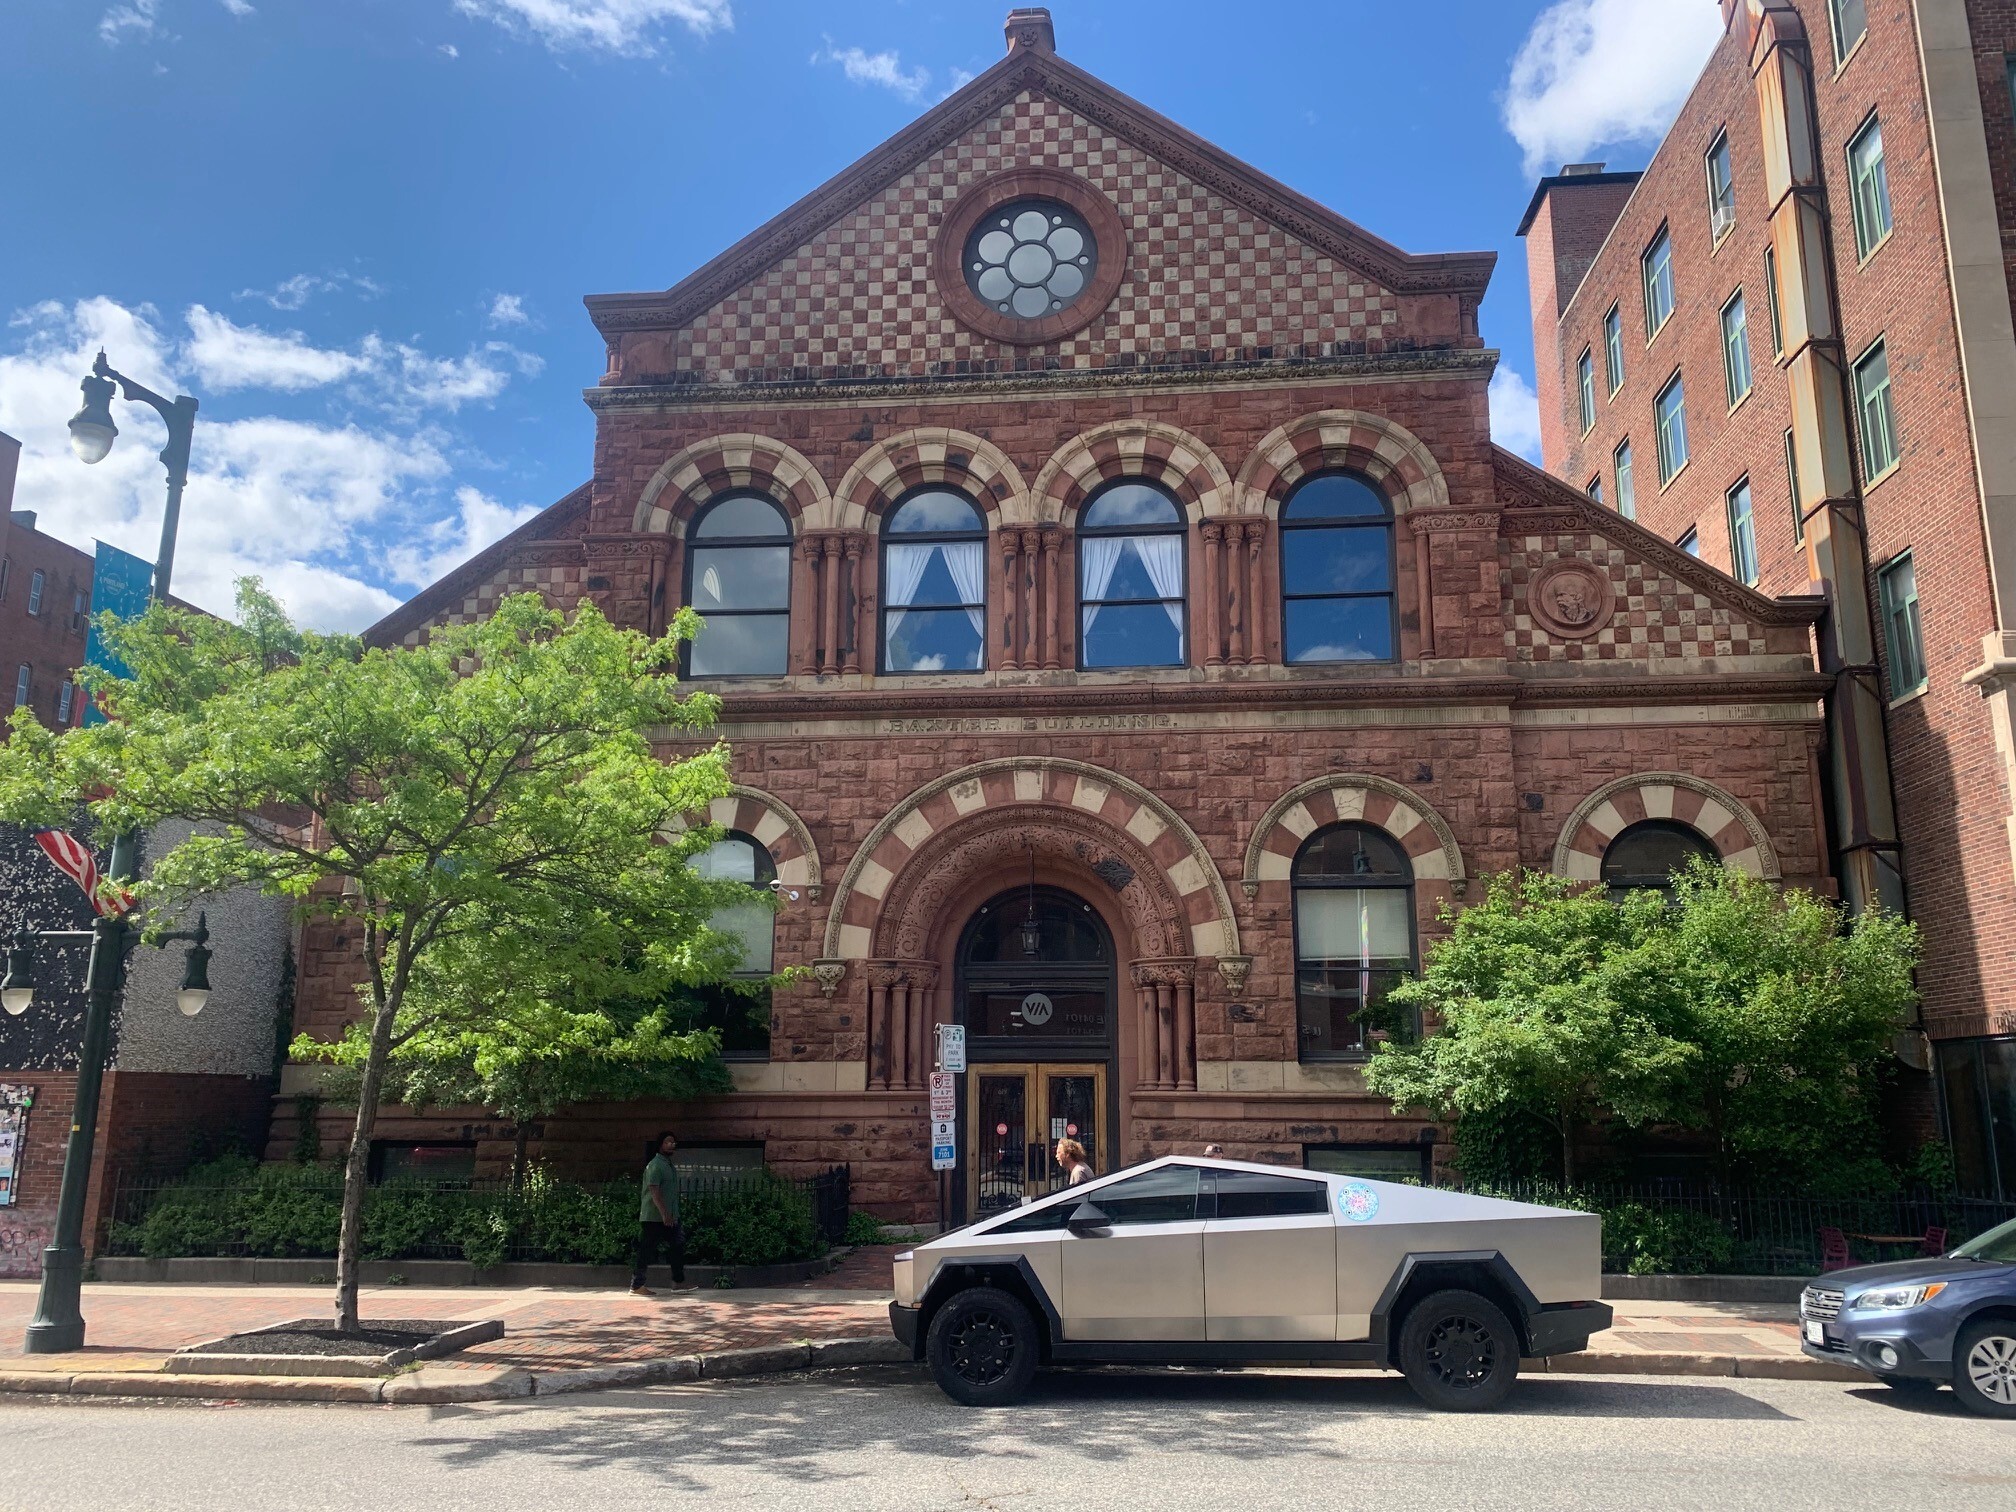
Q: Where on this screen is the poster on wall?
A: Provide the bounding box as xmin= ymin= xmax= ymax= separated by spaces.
xmin=0 ymin=1084 xmax=29 ymax=1207
xmin=0 ymin=1085 xmax=48 ymax=1279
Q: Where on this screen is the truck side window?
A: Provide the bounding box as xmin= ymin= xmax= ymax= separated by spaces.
xmin=1209 ymin=1171 xmax=1331 ymax=1219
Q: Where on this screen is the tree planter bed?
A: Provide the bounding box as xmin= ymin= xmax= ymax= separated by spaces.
xmin=166 ymin=1317 xmax=504 ymax=1377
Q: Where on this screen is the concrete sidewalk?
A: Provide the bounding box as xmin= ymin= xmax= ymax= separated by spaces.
xmin=0 ymin=1248 xmax=1861 ymax=1402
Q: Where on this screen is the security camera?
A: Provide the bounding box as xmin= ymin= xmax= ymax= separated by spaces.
xmin=769 ymin=880 xmax=802 ymax=901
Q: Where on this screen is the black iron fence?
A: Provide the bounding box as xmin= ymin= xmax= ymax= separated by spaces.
xmin=1442 ymin=1180 xmax=2016 ymax=1276
xmin=104 ymin=1162 xmax=852 ymax=1266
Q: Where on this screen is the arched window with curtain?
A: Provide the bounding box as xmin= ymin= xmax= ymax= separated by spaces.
xmin=684 ymin=493 xmax=792 ymax=677
xmin=1078 ymin=480 xmax=1186 ymax=668
xmin=881 ymin=489 xmax=986 ymax=673
xmin=684 ymin=831 xmax=776 ymax=1059
xmin=1279 ymin=471 xmax=1396 ymax=664
xmin=1600 ymin=820 xmax=1716 ymax=903
xmin=1292 ymin=822 xmax=1414 ymax=1059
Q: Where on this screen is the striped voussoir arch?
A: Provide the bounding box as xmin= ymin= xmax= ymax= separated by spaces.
xmin=1026 ymin=419 xmax=1234 ymax=526
xmin=1554 ymin=773 xmax=1779 ymax=882
xmin=1243 ymin=774 xmax=1465 ymax=900
xmin=1233 ymin=409 xmax=1449 ymax=518
xmin=831 ymin=428 xmax=1029 ymax=530
xmin=670 ymin=784 xmax=823 ymax=898
xmin=632 ymin=434 xmax=832 ymax=534
xmin=822 ymin=757 xmax=1241 ymax=962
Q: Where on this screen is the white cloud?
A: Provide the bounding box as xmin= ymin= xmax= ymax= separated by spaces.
xmin=813 ymin=39 xmax=929 ymax=101
xmin=1489 ymin=366 xmax=1544 ymax=462
xmin=485 ymin=293 xmax=529 ymax=327
xmin=1502 ymin=0 xmax=1723 ymax=178
xmin=440 ymin=43 xmax=460 ymax=58
xmin=219 ymin=0 xmax=255 ymax=17
xmin=385 ymin=486 xmax=542 ymax=588
xmin=453 ymin=0 xmax=731 ymax=57
xmin=185 ymin=306 xmax=372 ymax=392
xmin=235 ymin=271 xmax=381 ymax=310
xmin=99 ymin=1 xmax=161 ymax=44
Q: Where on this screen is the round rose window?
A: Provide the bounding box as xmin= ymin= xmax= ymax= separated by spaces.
xmin=963 ymin=200 xmax=1098 ymax=321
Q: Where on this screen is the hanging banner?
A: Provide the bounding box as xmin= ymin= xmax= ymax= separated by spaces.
xmin=81 ymin=540 xmax=153 ymax=727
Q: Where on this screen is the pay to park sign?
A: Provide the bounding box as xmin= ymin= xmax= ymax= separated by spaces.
xmin=929 ymin=1072 xmax=956 ymax=1172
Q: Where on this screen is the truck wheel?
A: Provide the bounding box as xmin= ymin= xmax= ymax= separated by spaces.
xmin=1398 ymin=1288 xmax=1520 ymax=1412
xmin=925 ymin=1286 xmax=1039 ymax=1407
xmin=1952 ymin=1319 xmax=2016 ymax=1418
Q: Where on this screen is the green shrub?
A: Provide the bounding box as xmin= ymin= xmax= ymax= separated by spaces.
xmin=684 ymin=1175 xmax=823 ymax=1267
xmin=1596 ymin=1202 xmax=1737 ymax=1275
xmin=843 ymin=1210 xmax=887 ymax=1245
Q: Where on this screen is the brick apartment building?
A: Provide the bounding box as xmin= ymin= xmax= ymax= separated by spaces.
xmin=269 ymin=9 xmax=1863 ymax=1221
xmin=1521 ymin=0 xmax=2016 ymax=1196
xmin=0 ymin=430 xmax=91 ymax=735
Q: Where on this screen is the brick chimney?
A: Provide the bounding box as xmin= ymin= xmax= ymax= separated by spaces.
xmin=1517 ymin=163 xmax=1642 ymax=469
xmin=1004 ymin=8 xmax=1055 ymax=54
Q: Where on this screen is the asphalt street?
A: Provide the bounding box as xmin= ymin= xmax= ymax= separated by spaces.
xmin=2 ymin=1365 xmax=2013 ymax=1512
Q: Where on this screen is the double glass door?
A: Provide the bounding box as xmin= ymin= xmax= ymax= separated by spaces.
xmin=969 ymin=1062 xmax=1106 ymax=1217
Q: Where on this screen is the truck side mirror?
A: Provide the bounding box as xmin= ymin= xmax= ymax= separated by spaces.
xmin=1066 ymin=1201 xmax=1110 ymax=1237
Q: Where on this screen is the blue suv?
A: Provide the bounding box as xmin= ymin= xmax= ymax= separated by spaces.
xmin=1800 ymin=1216 xmax=2016 ymax=1416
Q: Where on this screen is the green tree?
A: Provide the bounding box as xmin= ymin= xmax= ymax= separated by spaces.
xmin=0 ymin=584 xmax=764 ymax=1329
xmin=1364 ymin=872 xmax=1698 ymax=1184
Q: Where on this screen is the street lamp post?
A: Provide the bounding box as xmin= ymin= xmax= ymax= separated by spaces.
xmin=3 ymin=890 xmax=212 ymax=1353
xmin=6 ymin=352 xmax=207 ymax=1352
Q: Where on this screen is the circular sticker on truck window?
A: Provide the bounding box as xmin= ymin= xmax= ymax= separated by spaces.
xmin=1337 ymin=1182 xmax=1380 ymax=1222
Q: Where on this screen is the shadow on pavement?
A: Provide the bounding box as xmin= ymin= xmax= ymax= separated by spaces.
xmin=409 ymin=1365 xmax=1796 ymax=1489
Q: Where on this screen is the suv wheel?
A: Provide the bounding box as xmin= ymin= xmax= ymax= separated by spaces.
xmin=1952 ymin=1319 xmax=2016 ymax=1418
xmin=1397 ymin=1288 xmax=1520 ymax=1412
xmin=925 ymin=1286 xmax=1039 ymax=1407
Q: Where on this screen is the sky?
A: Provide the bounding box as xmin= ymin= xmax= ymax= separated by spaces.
xmin=0 ymin=0 xmax=1725 ymax=632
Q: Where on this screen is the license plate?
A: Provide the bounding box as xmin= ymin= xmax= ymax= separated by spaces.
xmin=1803 ymin=1320 xmax=1825 ymax=1346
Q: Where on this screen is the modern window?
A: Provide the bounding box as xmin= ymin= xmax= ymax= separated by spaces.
xmin=684 ymin=493 xmax=791 ymax=678
xmin=882 ymin=489 xmax=986 ymax=673
xmin=686 ymin=832 xmax=776 ymax=1059
xmin=1306 ymin=1143 xmax=1434 ymax=1184
xmin=1293 ymin=822 xmax=1414 ymax=1059
xmin=1764 ymin=245 xmax=1784 ymax=357
xmin=11 ymin=665 xmax=28 ymax=710
xmin=1726 ymin=478 xmax=1759 ymax=586
xmin=1078 ymin=480 xmax=1185 ymax=669
xmin=1934 ymin=1036 xmax=2016 ymax=1200
xmin=0 ymin=558 xmax=10 ymax=601
xmin=1785 ymin=429 xmax=1803 ymax=542
xmin=1879 ymin=551 xmax=1926 ymax=697
xmin=1721 ymin=292 xmax=1752 ymax=405
xmin=1586 ymin=475 xmax=1603 ymax=503
xmin=1209 ymin=1168 xmax=1331 ymax=1218
xmin=55 ymin=681 xmax=72 ymax=725
xmin=1279 ymin=472 xmax=1396 ymax=664
xmin=1655 ymin=373 xmax=1689 ymax=483
xmin=1643 ymin=227 xmax=1676 ymax=337
xmin=1604 ymin=305 xmax=1624 ymax=393
xmin=1679 ymin=528 xmax=1701 ymax=556
xmin=1829 ymin=0 xmax=1866 ymax=67
xmin=1577 ymin=347 xmax=1596 ymax=433
xmin=1706 ymin=132 xmax=1737 ymax=242
xmin=1854 ymin=340 xmax=1899 ymax=478
xmin=1615 ymin=440 xmax=1636 ymax=520
xmin=1602 ymin=820 xmax=1717 ymax=903
xmin=26 ymin=569 xmax=44 ymax=617
xmin=1848 ymin=115 xmax=1891 ymax=258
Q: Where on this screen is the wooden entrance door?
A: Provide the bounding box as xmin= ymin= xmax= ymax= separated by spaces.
xmin=967 ymin=1062 xmax=1107 ymax=1217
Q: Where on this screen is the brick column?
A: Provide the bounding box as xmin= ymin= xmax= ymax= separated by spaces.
xmin=1241 ymin=520 xmax=1269 ymax=665
xmin=866 ymin=965 xmax=902 ymax=1092
xmin=1174 ymin=974 xmax=1196 ymax=1091
xmin=819 ymin=535 xmax=843 ymax=676
xmin=1408 ymin=514 xmax=1434 ymax=658
xmin=841 ymin=535 xmax=865 ymax=675
xmin=792 ymin=538 xmax=822 ymax=675
xmin=1040 ymin=526 xmax=1062 ymax=669
xmin=1200 ymin=521 xmax=1225 ymax=666
xmin=1225 ymin=521 xmax=1247 ymax=664
xmin=1000 ymin=531 xmax=1022 ymax=669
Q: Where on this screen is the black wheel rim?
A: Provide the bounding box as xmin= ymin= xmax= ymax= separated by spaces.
xmin=1424 ymin=1312 xmax=1498 ymax=1390
xmin=948 ymin=1308 xmax=1018 ymax=1387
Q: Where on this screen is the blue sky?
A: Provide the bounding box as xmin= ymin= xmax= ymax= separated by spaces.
xmin=0 ymin=0 xmax=1722 ymax=630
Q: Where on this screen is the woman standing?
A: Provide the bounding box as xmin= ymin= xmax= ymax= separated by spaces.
xmin=1054 ymin=1138 xmax=1093 ymax=1187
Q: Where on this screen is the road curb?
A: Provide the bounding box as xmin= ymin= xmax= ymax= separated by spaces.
xmin=0 ymin=1339 xmax=1865 ymax=1403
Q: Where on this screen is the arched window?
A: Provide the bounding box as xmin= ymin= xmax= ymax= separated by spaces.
xmin=881 ymin=489 xmax=986 ymax=674
xmin=685 ymin=831 xmax=775 ymax=1058
xmin=1292 ymin=822 xmax=1414 ymax=1059
xmin=1280 ymin=471 xmax=1396 ymax=664
xmin=1601 ymin=820 xmax=1716 ymax=903
xmin=1078 ymin=480 xmax=1186 ymax=668
xmin=684 ymin=493 xmax=791 ymax=677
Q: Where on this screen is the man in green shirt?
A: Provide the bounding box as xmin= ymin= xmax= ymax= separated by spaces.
xmin=631 ymin=1131 xmax=695 ymax=1295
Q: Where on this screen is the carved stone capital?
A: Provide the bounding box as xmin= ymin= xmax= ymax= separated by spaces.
xmin=1201 ymin=520 xmax=1224 ymax=544
xmin=811 ymin=960 xmax=848 ymax=997
xmin=1129 ymin=957 xmax=1197 ymax=988
xmin=864 ymin=964 xmax=908 ymax=990
xmin=1215 ymin=955 xmax=1253 ymax=994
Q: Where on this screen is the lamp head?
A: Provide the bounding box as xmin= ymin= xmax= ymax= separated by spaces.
xmin=68 ymin=370 xmax=118 ymax=465
xmin=176 ymin=912 xmax=211 ymax=1017
xmin=2 ymin=932 xmax=35 ymax=1016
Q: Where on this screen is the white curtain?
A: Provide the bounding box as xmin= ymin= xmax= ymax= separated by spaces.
xmin=883 ymin=542 xmax=933 ymax=644
xmin=1136 ymin=534 xmax=1186 ymax=639
xmin=1295 ymin=889 xmax=1410 ymax=962
xmin=1078 ymin=535 xmax=1125 ymax=633
xmin=942 ymin=541 xmax=986 ymax=638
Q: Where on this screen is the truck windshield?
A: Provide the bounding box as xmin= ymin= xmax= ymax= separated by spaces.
xmin=1951 ymin=1217 xmax=2016 ymax=1263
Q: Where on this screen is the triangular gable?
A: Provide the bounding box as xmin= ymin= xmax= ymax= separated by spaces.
xmin=586 ymin=37 xmax=1494 ymax=370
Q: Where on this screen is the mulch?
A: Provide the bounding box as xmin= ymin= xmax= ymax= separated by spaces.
xmin=185 ymin=1320 xmax=455 ymax=1358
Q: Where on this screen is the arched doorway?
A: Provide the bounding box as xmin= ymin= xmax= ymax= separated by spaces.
xmin=956 ymin=885 xmax=1115 ymax=1217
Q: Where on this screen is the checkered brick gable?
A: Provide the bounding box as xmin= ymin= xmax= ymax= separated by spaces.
xmin=667 ymin=92 xmax=1399 ymax=380
xmin=1501 ymin=530 xmax=1762 ymax=663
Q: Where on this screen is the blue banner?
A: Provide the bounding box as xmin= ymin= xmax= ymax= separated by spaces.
xmin=80 ymin=541 xmax=153 ymax=726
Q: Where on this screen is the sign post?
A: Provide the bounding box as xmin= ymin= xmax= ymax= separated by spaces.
xmin=929 ymin=1032 xmax=963 ymax=1233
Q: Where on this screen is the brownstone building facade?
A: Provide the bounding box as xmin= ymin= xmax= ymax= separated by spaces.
xmin=292 ymin=11 xmax=1840 ymax=1220
xmin=1522 ymin=0 xmax=2016 ymax=1196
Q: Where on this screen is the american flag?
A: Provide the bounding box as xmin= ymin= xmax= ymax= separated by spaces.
xmin=33 ymin=830 xmax=133 ymax=918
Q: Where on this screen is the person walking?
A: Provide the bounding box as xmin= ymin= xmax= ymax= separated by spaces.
xmin=1055 ymin=1138 xmax=1093 ymax=1187
xmin=631 ymin=1131 xmax=695 ymax=1296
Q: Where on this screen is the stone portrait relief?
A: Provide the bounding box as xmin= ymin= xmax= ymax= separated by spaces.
xmin=1527 ymin=560 xmax=1615 ymax=640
